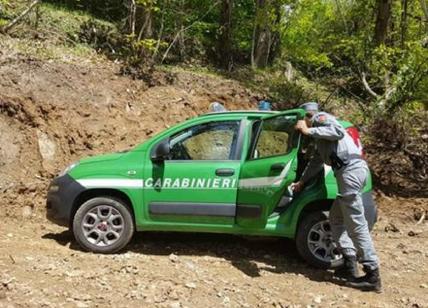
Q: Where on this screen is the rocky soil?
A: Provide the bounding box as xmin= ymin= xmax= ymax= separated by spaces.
xmin=1 ymin=198 xmax=427 ymax=308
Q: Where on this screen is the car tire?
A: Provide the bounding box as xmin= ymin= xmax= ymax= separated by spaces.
xmin=296 ymin=211 xmax=343 ymax=269
xmin=73 ymin=197 xmax=134 ymax=253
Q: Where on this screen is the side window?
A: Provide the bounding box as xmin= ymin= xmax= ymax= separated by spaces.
xmin=252 ymin=115 xmax=296 ymax=159
xmin=169 ymin=121 xmax=241 ymax=160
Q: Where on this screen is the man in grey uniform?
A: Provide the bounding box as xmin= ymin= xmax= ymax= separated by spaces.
xmin=291 ymin=102 xmax=382 ymax=292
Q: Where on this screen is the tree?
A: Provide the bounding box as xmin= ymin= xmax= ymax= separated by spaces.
xmin=251 ymin=0 xmax=282 ymax=68
xmin=126 ymin=0 xmax=137 ymax=35
xmin=374 ymin=0 xmax=392 ymax=45
xmin=400 ymin=0 xmax=408 ymax=46
xmin=137 ymin=5 xmax=154 ymax=40
xmin=218 ymin=0 xmax=234 ymax=70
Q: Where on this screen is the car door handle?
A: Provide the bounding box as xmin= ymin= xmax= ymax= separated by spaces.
xmin=215 ymin=168 xmax=235 ymax=176
xmin=270 ymin=163 xmax=285 ymax=171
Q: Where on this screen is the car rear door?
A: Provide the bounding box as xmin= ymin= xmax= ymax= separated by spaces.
xmin=236 ymin=110 xmax=304 ymax=228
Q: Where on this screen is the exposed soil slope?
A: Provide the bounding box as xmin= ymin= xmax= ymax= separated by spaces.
xmin=0 ymin=49 xmax=257 ymax=218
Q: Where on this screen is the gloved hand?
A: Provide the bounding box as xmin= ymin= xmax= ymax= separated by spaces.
xmin=290 ymin=181 xmax=304 ymax=193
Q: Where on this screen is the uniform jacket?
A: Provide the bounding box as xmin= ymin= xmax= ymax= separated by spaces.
xmin=300 ymin=112 xmax=362 ymax=183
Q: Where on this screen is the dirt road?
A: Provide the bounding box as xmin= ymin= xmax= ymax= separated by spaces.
xmin=1 ymin=198 xmax=427 ymax=308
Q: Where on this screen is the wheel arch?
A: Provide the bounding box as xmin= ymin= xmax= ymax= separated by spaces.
xmin=295 ymin=198 xmax=334 ymax=234
xmin=70 ymin=189 xmax=135 ymax=228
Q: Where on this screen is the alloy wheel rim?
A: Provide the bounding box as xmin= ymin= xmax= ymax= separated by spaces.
xmin=82 ymin=205 xmax=124 ymax=247
xmin=307 ymin=220 xmax=342 ymax=263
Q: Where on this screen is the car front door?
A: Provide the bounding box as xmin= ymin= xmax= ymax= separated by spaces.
xmin=236 ymin=111 xmax=303 ymax=228
xmin=143 ymin=120 xmax=244 ymax=227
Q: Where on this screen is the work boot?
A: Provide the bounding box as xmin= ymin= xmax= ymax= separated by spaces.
xmin=346 ymin=266 xmax=382 ymax=292
xmin=333 ymin=255 xmax=358 ymax=281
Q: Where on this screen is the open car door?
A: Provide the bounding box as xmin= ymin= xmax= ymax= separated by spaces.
xmin=236 ymin=110 xmax=304 ymax=228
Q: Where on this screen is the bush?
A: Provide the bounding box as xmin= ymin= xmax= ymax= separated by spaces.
xmin=78 ymin=19 xmax=120 ymax=53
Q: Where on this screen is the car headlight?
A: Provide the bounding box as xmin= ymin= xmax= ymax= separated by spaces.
xmin=58 ymin=161 xmax=79 ymax=177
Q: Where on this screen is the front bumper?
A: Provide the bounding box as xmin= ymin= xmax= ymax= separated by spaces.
xmin=46 ymin=174 xmax=85 ymax=227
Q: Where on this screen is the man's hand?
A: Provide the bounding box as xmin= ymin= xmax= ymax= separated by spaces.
xmin=290 ymin=181 xmax=304 ymax=193
xmin=295 ymin=120 xmax=310 ymax=135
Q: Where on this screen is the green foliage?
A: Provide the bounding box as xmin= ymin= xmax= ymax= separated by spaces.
xmin=257 ymin=71 xmax=312 ymax=105
xmin=281 ymin=0 xmax=335 ymax=69
xmin=387 ymin=43 xmax=428 ymax=109
xmin=0 ymin=0 xmax=14 ymax=25
xmin=359 ymin=41 xmax=428 ymax=111
xmin=40 ymin=2 xmax=99 ymax=38
xmin=43 ymin=0 xmax=126 ymax=21
xmin=0 ymin=0 xmax=10 ymax=13
xmin=280 ymin=0 xmax=428 ymax=111
xmin=2 ymin=0 xmax=427 ymax=111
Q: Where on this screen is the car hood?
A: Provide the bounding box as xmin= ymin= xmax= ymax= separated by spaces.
xmin=79 ymin=152 xmax=126 ymax=165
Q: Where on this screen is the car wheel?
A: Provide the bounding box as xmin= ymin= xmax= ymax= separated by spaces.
xmin=296 ymin=211 xmax=343 ymax=269
xmin=72 ymin=197 xmax=134 ymax=253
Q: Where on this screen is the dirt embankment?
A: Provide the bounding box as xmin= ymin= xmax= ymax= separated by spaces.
xmin=366 ymin=115 xmax=428 ymax=198
xmin=0 ymin=51 xmax=259 ymax=218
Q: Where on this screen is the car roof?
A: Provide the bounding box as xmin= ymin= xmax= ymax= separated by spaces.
xmin=200 ymin=110 xmax=279 ymax=117
xmin=198 ymin=109 xmax=354 ymax=127
xmin=198 ymin=110 xmax=304 ymax=120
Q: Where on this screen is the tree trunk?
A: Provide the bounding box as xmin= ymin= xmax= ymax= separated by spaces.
xmin=253 ymin=0 xmax=281 ymax=68
xmin=218 ymin=0 xmax=233 ymax=70
xmin=152 ymin=11 xmax=165 ymax=61
xmin=137 ymin=5 xmax=153 ymax=41
xmin=254 ymin=30 xmax=270 ymax=67
xmin=400 ymin=0 xmax=408 ymax=47
xmin=253 ymin=0 xmax=267 ymax=68
xmin=267 ymin=1 xmax=282 ymax=65
xmin=128 ymin=0 xmax=136 ymax=35
xmin=250 ymin=2 xmax=258 ymax=69
xmin=373 ymin=0 xmax=392 ymax=45
xmin=178 ymin=25 xmax=185 ymax=60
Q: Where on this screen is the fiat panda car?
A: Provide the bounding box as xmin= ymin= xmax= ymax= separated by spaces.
xmin=47 ymin=109 xmax=376 ymax=268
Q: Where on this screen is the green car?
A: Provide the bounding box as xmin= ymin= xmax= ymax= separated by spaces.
xmin=47 ymin=109 xmax=376 ymax=268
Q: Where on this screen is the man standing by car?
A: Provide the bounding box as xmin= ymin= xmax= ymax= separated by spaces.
xmin=291 ymin=103 xmax=382 ymax=292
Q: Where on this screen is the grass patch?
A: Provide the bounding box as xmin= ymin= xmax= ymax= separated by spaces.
xmin=0 ymin=35 xmax=100 ymax=63
xmin=161 ymin=64 xmax=225 ymax=79
xmin=0 ymin=1 xmax=118 ymax=63
xmin=39 ymin=2 xmax=117 ymax=40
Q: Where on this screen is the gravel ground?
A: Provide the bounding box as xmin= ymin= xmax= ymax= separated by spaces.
xmin=1 ymin=205 xmax=427 ymax=308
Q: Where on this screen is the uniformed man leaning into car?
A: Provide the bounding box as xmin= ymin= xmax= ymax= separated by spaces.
xmin=291 ymin=102 xmax=382 ymax=292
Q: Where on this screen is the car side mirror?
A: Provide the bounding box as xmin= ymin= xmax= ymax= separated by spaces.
xmin=150 ymin=139 xmax=170 ymax=163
